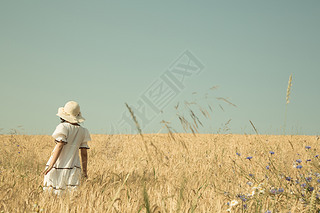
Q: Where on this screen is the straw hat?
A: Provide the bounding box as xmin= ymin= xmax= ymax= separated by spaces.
xmin=56 ymin=101 xmax=85 ymax=123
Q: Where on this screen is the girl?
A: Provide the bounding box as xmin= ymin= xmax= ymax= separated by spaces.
xmin=43 ymin=101 xmax=91 ymax=195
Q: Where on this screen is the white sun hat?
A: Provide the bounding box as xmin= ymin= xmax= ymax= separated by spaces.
xmin=56 ymin=101 xmax=85 ymax=123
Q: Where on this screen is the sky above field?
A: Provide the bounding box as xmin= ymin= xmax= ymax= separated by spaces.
xmin=0 ymin=1 xmax=319 ymax=135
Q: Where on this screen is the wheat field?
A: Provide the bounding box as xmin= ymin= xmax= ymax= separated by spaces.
xmin=0 ymin=133 xmax=319 ymax=212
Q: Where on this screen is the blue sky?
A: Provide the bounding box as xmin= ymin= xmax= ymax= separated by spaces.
xmin=0 ymin=1 xmax=319 ymax=135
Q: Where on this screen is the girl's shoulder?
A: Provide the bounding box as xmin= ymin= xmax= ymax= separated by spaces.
xmin=80 ymin=126 xmax=90 ymax=134
xmin=56 ymin=122 xmax=71 ymax=130
xmin=53 ymin=123 xmax=74 ymax=135
xmin=52 ymin=123 xmax=70 ymax=139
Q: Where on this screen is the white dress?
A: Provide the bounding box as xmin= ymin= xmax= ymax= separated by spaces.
xmin=43 ymin=122 xmax=91 ymax=194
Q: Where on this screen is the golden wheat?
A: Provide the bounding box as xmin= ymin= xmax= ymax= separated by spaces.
xmin=0 ymin=133 xmax=319 ymax=212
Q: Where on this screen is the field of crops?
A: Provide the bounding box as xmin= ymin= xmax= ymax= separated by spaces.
xmin=0 ymin=133 xmax=319 ymax=212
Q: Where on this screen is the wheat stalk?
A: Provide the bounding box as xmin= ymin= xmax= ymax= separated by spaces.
xmin=309 ymin=188 xmax=316 ymax=213
xmin=284 ymin=74 xmax=293 ymax=134
xmin=106 ymin=173 xmax=130 ymax=213
xmin=286 ymin=74 xmax=293 ymax=104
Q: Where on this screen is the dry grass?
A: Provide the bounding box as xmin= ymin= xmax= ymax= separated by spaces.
xmin=1 ymin=133 xmax=320 ymax=212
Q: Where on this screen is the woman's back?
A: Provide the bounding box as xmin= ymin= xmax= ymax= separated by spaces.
xmin=49 ymin=122 xmax=90 ymax=169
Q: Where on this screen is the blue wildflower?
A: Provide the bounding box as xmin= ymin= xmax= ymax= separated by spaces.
xmin=269 ymin=151 xmax=274 ymax=155
xmin=317 ymin=179 xmax=320 ymax=183
xmin=265 ymin=210 xmax=272 ymax=213
xmin=301 ymin=183 xmax=307 ymax=188
xmin=249 ymin=174 xmax=254 ymax=177
xmin=246 ymin=156 xmax=253 ymax=160
xmin=286 ymin=177 xmax=292 ymax=181
xmin=296 ymin=159 xmax=302 ymax=163
xmin=236 ymin=194 xmax=247 ymax=202
xmin=266 ymin=165 xmax=270 ymax=170
xmin=278 ymin=188 xmax=284 ymax=193
xmin=315 ymin=155 xmax=319 ymax=158
xmin=236 ymin=153 xmax=241 ymax=156
xmin=240 ymin=196 xmax=247 ymax=202
xmin=296 ymin=165 xmax=303 ymax=169
xmin=305 ymin=146 xmax=311 ymax=149
xmin=243 ymin=204 xmax=247 ymax=209
xmin=306 ymin=159 xmax=311 ymax=162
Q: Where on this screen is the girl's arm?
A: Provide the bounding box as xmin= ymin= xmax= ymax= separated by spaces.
xmin=43 ymin=142 xmax=65 ymax=175
xmin=80 ymin=149 xmax=88 ymax=178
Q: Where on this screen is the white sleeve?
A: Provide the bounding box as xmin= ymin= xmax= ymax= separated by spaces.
xmin=52 ymin=123 xmax=68 ymax=143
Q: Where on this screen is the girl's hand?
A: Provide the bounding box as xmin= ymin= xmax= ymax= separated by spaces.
xmin=43 ymin=165 xmax=53 ymax=175
xmin=43 ymin=143 xmax=64 ymax=176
